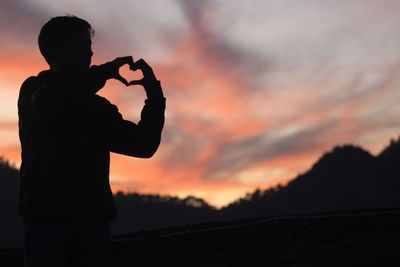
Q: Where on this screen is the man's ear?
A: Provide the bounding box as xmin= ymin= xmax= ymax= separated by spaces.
xmin=46 ymin=47 xmax=57 ymax=68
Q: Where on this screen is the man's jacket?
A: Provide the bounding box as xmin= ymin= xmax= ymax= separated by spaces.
xmin=17 ymin=64 xmax=165 ymax=222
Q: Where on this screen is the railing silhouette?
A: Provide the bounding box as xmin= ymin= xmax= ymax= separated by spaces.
xmin=2 ymin=207 xmax=400 ymax=266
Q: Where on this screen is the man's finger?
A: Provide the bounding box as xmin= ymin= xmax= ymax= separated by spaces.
xmin=124 ymin=56 xmax=134 ymax=67
xmin=114 ymin=74 xmax=128 ymax=86
xmin=127 ymin=80 xmax=143 ymax=86
xmin=114 ymin=56 xmax=134 ymax=67
xmin=130 ymin=58 xmax=151 ymax=71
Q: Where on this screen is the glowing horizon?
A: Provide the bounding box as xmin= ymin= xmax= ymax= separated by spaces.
xmin=1 ymin=0 xmax=400 ymax=208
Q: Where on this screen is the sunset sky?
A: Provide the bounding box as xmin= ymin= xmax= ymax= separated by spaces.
xmin=1 ymin=0 xmax=400 ymax=207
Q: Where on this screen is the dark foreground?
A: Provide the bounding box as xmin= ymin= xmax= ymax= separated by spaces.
xmin=2 ymin=208 xmax=400 ymax=266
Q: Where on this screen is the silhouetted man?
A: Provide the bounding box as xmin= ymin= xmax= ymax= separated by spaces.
xmin=17 ymin=16 xmax=165 ymax=267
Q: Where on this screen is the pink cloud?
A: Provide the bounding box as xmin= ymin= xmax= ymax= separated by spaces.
xmin=1 ymin=0 xmax=400 ymax=208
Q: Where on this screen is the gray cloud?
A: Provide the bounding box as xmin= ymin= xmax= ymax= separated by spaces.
xmin=0 ymin=1 xmax=50 ymax=47
xmin=203 ymin=34 xmax=270 ymax=83
xmin=176 ymin=0 xmax=213 ymax=28
xmin=174 ymin=0 xmax=269 ymax=89
xmin=204 ymin=118 xmax=339 ymax=179
xmin=159 ymin=115 xmax=215 ymax=168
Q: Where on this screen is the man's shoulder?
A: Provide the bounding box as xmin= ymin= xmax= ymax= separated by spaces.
xmin=18 ymin=76 xmax=40 ymax=102
xmin=19 ymin=70 xmax=50 ymax=95
xmin=93 ymin=94 xmax=110 ymax=103
xmin=20 ymin=76 xmax=38 ymax=90
xmin=93 ymin=94 xmax=113 ymax=107
xmin=92 ymin=95 xmax=120 ymax=115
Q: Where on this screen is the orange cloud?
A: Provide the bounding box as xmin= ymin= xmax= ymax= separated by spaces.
xmin=101 ymin=9 xmax=400 ymax=207
xmin=2 ymin=1 xmax=400 ymax=209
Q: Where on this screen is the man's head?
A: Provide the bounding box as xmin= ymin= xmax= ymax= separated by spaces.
xmin=38 ymin=15 xmax=94 ymax=73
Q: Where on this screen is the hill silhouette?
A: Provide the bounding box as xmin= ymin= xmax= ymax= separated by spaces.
xmin=220 ymin=137 xmax=400 ymax=220
xmin=112 ymin=192 xmax=217 ymax=236
xmin=1 ymin=137 xmax=400 ymax=248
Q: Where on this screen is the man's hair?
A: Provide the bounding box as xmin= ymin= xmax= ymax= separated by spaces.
xmin=38 ymin=15 xmax=94 ymax=66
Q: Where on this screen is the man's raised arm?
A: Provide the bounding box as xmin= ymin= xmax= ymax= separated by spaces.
xmin=108 ymin=59 xmax=166 ymax=158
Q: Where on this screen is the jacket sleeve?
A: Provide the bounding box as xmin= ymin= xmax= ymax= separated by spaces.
xmin=87 ymin=62 xmax=115 ymax=94
xmin=108 ymin=86 xmax=166 ymax=158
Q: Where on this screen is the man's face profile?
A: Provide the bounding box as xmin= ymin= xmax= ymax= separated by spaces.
xmin=53 ymin=31 xmax=93 ymax=73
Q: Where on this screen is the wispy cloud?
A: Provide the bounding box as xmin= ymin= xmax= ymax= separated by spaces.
xmin=1 ymin=0 xmax=400 ymax=207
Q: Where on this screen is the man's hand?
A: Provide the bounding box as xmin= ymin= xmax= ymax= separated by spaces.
xmin=128 ymin=59 xmax=158 ymax=86
xmin=109 ymin=56 xmax=135 ymax=85
xmin=128 ymin=59 xmax=164 ymax=99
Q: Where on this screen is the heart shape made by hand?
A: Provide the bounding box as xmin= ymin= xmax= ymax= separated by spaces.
xmin=119 ymin=64 xmax=144 ymax=85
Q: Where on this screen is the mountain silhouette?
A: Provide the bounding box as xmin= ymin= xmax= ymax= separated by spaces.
xmin=220 ymin=137 xmax=400 ymax=220
xmin=1 ymin=137 xmax=400 ymax=248
xmin=111 ymin=192 xmax=217 ymax=236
